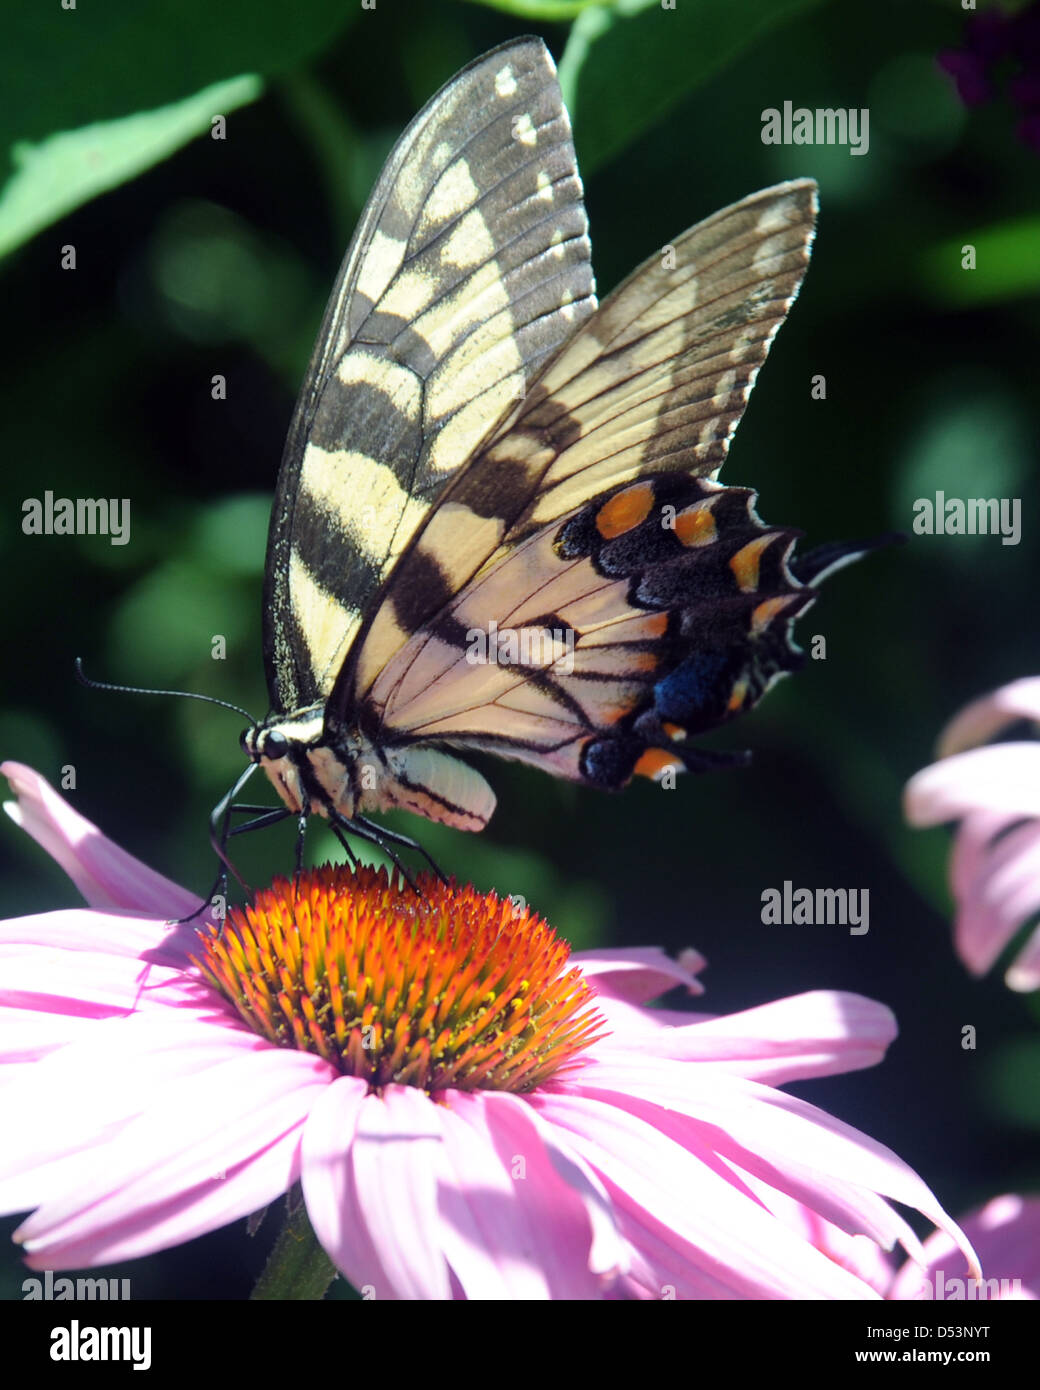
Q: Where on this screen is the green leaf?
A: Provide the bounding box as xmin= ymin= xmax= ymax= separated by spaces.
xmin=0 ymin=0 xmax=353 ymax=149
xmin=459 ymin=0 xmax=604 ymax=17
xmin=921 ymin=216 xmax=1040 ymax=305
xmin=559 ymin=0 xmax=828 ymax=174
xmin=0 ymin=75 xmax=261 ymax=260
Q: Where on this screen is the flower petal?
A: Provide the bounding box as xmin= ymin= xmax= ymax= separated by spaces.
xmin=937 ymin=677 xmax=1040 ymax=757
xmin=889 ymin=1194 xmax=1040 ymax=1300
xmin=573 ymin=946 xmax=706 ymax=1001
xmin=345 ymin=1085 xmax=451 ymax=1299
xmin=905 ymin=745 xmax=1040 ymax=824
xmin=2 ymin=762 xmax=201 ymax=918
xmin=953 ymin=819 xmax=1040 ymax=978
xmin=300 ymin=1078 xmax=395 ymax=1296
xmin=534 ymin=1089 xmax=881 ymax=1298
xmin=431 ymin=1092 xmax=621 ymax=1298
xmin=552 ymin=1057 xmax=978 ymax=1280
xmin=15 ymin=1045 xmax=330 ymax=1267
xmin=590 ymin=990 xmax=895 ymax=1085
xmin=0 ymin=1013 xmax=268 ymax=1212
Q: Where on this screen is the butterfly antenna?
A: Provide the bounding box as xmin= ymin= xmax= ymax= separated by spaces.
xmin=75 ymin=658 xmax=256 ymax=724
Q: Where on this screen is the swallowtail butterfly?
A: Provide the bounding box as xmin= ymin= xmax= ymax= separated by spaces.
xmin=225 ymin=37 xmax=863 ymax=871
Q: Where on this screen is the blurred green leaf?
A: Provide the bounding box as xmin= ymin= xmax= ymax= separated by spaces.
xmin=559 ymin=0 xmax=828 ymax=173
xmin=0 ymin=1 xmax=354 ymax=149
xmin=891 ymin=383 xmax=1033 ymax=537
xmin=984 ymin=1036 xmax=1040 ymax=1130
xmin=0 ymin=76 xmax=261 ymax=261
xmin=108 ymin=559 xmax=252 ymax=683
xmin=189 ymin=495 xmax=270 ymax=578
xmin=461 ymin=0 xmax=603 ymax=15
xmin=921 ymin=216 xmax=1040 ymax=305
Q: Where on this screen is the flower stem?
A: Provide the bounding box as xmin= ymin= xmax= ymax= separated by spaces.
xmin=250 ymin=1194 xmax=338 ymax=1300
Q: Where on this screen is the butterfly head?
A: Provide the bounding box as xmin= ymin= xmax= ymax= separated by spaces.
xmin=240 ymin=725 xmax=290 ymax=764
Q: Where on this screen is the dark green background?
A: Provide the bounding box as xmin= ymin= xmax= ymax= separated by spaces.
xmin=1 ymin=0 xmax=1038 ymax=1298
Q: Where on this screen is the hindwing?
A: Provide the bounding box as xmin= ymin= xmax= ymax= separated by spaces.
xmin=340 ymin=180 xmax=817 ymax=705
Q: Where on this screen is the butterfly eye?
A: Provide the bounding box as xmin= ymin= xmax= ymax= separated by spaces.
xmin=261 ymin=731 xmax=289 ymax=761
xmin=239 ymin=728 xmax=253 ymax=756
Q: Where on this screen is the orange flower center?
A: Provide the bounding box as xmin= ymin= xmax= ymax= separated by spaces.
xmin=193 ymin=865 xmax=607 ymax=1094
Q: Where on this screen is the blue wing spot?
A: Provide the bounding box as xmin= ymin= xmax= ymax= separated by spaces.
xmin=654 ymin=651 xmax=735 ymax=723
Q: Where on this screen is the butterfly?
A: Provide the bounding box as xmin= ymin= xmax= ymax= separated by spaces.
xmin=218 ymin=36 xmax=864 ymax=876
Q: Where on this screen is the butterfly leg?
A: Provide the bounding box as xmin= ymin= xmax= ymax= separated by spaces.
xmin=327 ymin=808 xmax=420 ymax=893
xmin=354 ymin=814 xmax=448 ymax=884
xmin=228 ymin=808 xmax=294 ymax=838
xmin=295 ymin=813 xmax=307 ymax=877
xmin=173 ymin=804 xmax=293 ymax=927
xmin=209 ymin=763 xmax=260 ymax=882
xmin=327 ymin=820 xmax=359 ymax=868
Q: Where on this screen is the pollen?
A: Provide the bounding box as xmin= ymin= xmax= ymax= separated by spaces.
xmin=193 ymin=865 xmax=607 ymax=1095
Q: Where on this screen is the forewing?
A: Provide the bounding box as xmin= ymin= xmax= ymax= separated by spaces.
xmin=263 ymin=37 xmax=595 ymax=711
xmin=345 ymin=181 xmax=818 ymax=705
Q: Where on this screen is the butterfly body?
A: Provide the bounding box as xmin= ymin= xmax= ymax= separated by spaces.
xmin=242 ymin=712 xmax=496 ymax=829
xmin=236 ymin=36 xmax=862 ymax=856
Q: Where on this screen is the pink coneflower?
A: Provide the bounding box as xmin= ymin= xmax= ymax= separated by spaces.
xmin=887 ymin=1195 xmax=1040 ymax=1301
xmin=904 ymin=677 xmax=1040 ymax=991
xmin=2 ymin=762 xmax=978 ymax=1299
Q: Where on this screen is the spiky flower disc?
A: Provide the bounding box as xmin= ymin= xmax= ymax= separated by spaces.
xmin=194 ymin=865 xmax=606 ymax=1094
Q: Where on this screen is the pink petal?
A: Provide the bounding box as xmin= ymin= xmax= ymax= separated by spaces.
xmin=15 ymin=1047 xmax=331 ymax=1268
xmin=430 ymin=1092 xmax=616 ymax=1298
xmin=0 ymin=923 xmax=200 ymax=1025
xmin=534 ymin=1089 xmax=881 ymax=1298
xmin=0 ymin=904 xmax=197 ymax=966
xmin=953 ymin=819 xmax=1040 ymax=978
xmin=346 ymin=1085 xmax=451 ymax=1300
xmin=591 ymin=991 xmax=895 ymax=1084
xmin=905 ymin=745 xmax=1040 ymax=824
xmin=889 ymin=1195 xmax=1040 ymax=1300
xmin=1005 ymin=924 xmax=1040 ymax=992
xmin=301 ymin=1078 xmax=408 ymax=1299
xmin=573 ymin=946 xmax=706 ymax=1001
xmin=0 ymin=1013 xmax=267 ymax=1211
xmin=938 ymin=677 xmax=1040 ymax=757
xmin=2 ymin=762 xmax=202 ymax=919
xmin=0 ymin=1005 xmax=105 ymax=1066
xmin=554 ymin=1058 xmax=978 ymax=1280
xmin=950 ymin=810 xmax=1019 ymax=901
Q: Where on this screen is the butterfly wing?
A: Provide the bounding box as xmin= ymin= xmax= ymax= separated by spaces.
xmin=330 ymin=182 xmax=828 ymax=808
xmin=262 ymin=37 xmax=595 ymax=714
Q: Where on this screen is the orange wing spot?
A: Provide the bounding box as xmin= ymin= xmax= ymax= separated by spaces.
xmin=674 ymin=504 xmax=717 ymax=548
xmin=634 ymin=748 xmax=682 ymax=781
xmin=662 ymin=722 xmax=686 ymax=741
xmin=727 ymin=678 xmax=750 ymax=712
xmin=751 ymin=596 xmax=794 ymax=635
xmin=596 ymin=483 xmax=655 ymax=540
xmin=729 ymin=534 xmax=776 ymax=593
xmin=644 ymin=612 xmax=669 ymax=638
